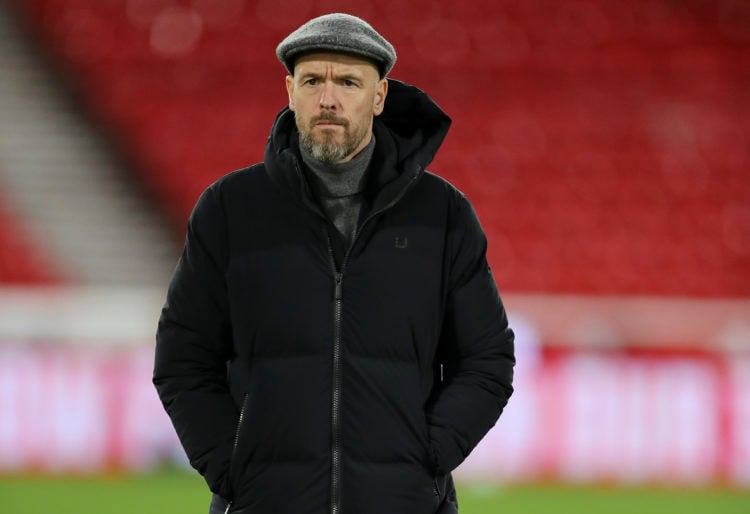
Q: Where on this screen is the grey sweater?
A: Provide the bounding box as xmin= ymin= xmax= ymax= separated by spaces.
xmin=300 ymin=136 xmax=376 ymax=248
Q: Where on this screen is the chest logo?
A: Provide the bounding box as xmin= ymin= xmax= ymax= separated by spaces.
xmin=394 ymin=236 xmax=408 ymax=249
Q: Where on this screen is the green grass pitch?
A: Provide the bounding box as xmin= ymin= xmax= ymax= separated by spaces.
xmin=1 ymin=470 xmax=748 ymax=513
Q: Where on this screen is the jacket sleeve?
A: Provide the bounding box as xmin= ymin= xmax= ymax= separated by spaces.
xmin=425 ymin=193 xmax=515 ymax=475
xmin=153 ymin=185 xmax=237 ymax=498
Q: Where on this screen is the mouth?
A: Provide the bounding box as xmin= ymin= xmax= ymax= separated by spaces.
xmin=314 ymin=117 xmax=346 ymax=128
xmin=315 ymin=122 xmax=343 ymax=129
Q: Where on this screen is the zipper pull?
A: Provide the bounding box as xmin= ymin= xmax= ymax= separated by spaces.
xmin=334 ymin=273 xmax=343 ymax=300
xmin=224 ymin=501 xmax=232 ymax=514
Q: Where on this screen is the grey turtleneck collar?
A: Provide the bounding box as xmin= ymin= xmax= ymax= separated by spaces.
xmin=300 ymin=136 xmax=375 ymax=198
xmin=299 ymin=135 xmax=376 ymax=248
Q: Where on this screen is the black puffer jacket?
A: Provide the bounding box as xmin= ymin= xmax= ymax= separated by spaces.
xmin=154 ymin=80 xmax=515 ymax=514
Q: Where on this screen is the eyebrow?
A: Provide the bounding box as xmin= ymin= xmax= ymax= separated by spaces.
xmin=296 ymin=69 xmax=365 ymax=82
xmin=297 ymin=70 xmax=323 ymax=80
xmin=338 ymin=73 xmax=364 ymax=82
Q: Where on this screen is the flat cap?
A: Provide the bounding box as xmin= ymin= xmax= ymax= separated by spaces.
xmin=276 ymin=13 xmax=396 ymax=77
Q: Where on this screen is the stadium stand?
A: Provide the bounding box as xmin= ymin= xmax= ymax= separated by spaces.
xmin=0 ymin=1 xmax=178 ymax=286
xmin=14 ymin=0 xmax=750 ymax=296
xmin=0 ymin=193 xmax=60 ymax=284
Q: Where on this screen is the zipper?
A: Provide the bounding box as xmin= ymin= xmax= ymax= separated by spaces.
xmin=433 ymin=477 xmax=441 ymax=505
xmin=317 ymin=166 xmax=421 ymax=514
xmin=330 ymin=266 xmax=344 ymax=514
xmin=224 ymin=393 xmax=249 ymax=514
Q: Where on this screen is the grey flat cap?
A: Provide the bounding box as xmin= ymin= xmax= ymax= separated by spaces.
xmin=276 ymin=13 xmax=396 ymax=77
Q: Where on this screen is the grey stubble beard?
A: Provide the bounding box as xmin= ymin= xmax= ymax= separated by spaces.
xmin=296 ymin=114 xmax=368 ymax=164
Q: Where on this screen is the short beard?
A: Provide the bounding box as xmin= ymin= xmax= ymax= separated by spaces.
xmin=296 ymin=113 xmax=368 ymax=164
xmin=299 ymin=130 xmax=352 ymax=164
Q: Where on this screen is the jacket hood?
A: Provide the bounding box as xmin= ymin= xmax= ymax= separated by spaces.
xmin=374 ymin=79 xmax=451 ymax=172
xmin=264 ymin=79 xmax=451 ymax=196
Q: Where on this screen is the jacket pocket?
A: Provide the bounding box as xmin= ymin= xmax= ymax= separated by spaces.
xmin=225 ymin=392 xmax=249 ymax=512
xmin=420 ymin=409 xmax=438 ymax=474
xmin=432 ymin=477 xmax=441 ymax=509
xmin=434 ymin=474 xmax=458 ymax=514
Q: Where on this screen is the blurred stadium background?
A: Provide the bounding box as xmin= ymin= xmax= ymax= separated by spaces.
xmin=0 ymin=0 xmax=749 ymax=512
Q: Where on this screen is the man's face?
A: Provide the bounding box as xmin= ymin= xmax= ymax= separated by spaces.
xmin=285 ymin=52 xmax=388 ymax=164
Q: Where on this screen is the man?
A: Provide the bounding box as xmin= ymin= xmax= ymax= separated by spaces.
xmin=154 ymin=13 xmax=515 ymax=514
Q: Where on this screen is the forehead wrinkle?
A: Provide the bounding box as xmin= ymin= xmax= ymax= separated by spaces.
xmin=298 ymin=62 xmax=365 ymax=80
xmin=294 ymin=53 xmax=379 ymax=80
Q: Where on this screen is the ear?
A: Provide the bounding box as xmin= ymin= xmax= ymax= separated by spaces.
xmin=373 ymin=78 xmax=388 ymax=116
xmin=285 ymin=75 xmax=296 ymax=111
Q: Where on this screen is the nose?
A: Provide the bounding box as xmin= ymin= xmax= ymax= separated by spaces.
xmin=319 ymin=81 xmax=337 ymax=110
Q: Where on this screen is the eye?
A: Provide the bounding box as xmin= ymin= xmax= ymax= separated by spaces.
xmin=343 ymin=79 xmax=357 ymax=87
xmin=304 ymin=78 xmax=318 ymax=86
